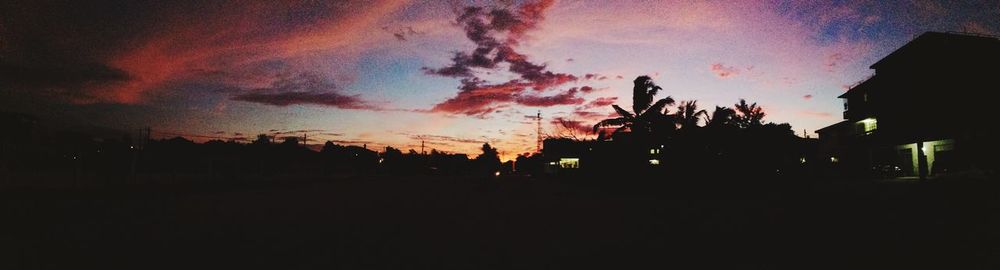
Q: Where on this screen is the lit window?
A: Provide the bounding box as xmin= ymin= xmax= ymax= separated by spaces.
xmin=558 ymin=158 xmax=580 ymax=169
xmin=830 ymin=156 xmax=839 ymax=163
xmin=859 ymin=118 xmax=877 ymax=134
xmin=648 ymin=159 xmax=660 ymax=165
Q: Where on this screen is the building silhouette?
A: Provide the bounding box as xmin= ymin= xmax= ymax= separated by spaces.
xmin=817 ymin=31 xmax=1000 ymax=179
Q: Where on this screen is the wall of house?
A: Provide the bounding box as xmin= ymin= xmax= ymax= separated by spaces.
xmin=894 ymin=139 xmax=955 ymax=177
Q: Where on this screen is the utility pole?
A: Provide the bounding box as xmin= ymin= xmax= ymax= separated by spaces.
xmin=525 ymin=111 xmax=542 ymax=153
xmin=537 ymin=111 xmax=542 ymax=153
xmin=131 ymin=127 xmax=149 ymax=185
xmin=421 ymin=140 xmax=425 ymax=155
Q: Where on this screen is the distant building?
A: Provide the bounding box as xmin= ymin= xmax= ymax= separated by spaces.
xmin=817 ymin=32 xmax=1000 ymax=178
xmin=541 ymin=138 xmax=591 ymax=173
xmin=541 ymin=137 xmax=667 ymax=174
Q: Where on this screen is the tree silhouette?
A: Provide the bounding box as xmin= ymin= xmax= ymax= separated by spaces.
xmin=253 ymin=134 xmax=271 ymax=145
xmin=705 ymin=106 xmax=736 ymax=129
xmin=734 ymin=99 xmax=765 ymax=129
xmin=593 ymin=76 xmax=676 ymax=138
xmin=675 ymin=100 xmax=707 ymax=130
xmin=475 ymin=143 xmax=501 ymax=175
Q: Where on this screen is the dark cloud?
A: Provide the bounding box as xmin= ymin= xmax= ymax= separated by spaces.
xmin=382 ymin=25 xmax=423 ymax=41
xmin=425 ymin=0 xmax=582 ymax=116
xmin=803 ymin=94 xmax=813 ymax=100
xmin=271 ymin=129 xmax=326 ymax=135
xmin=409 ymin=134 xmax=484 ymax=144
xmin=514 ymin=88 xmax=584 ymax=107
xmin=584 ymin=97 xmax=618 ymax=108
xmin=231 ymin=73 xmax=379 ymax=109
xmin=234 ymin=92 xmax=374 ymax=109
xmin=327 ymin=139 xmax=374 ymax=145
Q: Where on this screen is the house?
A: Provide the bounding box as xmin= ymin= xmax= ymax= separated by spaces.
xmin=540 ymin=136 xmax=668 ymax=175
xmin=541 ymin=138 xmax=591 ymax=173
xmin=817 ymin=31 xmax=1000 ymax=179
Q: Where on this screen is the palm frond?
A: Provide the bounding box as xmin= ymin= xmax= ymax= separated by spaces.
xmin=592 ymin=117 xmax=628 ymax=133
xmin=611 ymin=105 xmax=634 ymax=119
xmin=632 ymin=75 xmax=660 ymax=115
xmin=612 ymin=125 xmax=629 ymax=136
xmin=642 ymin=97 xmax=675 ymax=118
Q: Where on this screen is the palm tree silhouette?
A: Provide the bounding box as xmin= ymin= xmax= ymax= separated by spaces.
xmin=675 ymin=100 xmax=707 ymax=130
xmin=592 ymin=76 xmax=675 ymax=138
xmin=705 ymin=106 xmax=736 ymax=128
xmin=733 ymin=99 xmax=765 ymax=129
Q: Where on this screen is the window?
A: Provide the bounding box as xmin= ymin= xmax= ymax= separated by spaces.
xmin=859 ymin=118 xmax=877 ymax=135
xmin=558 ymin=158 xmax=580 ymax=169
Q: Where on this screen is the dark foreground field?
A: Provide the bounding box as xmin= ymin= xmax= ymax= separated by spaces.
xmin=3 ymin=176 xmax=999 ymax=269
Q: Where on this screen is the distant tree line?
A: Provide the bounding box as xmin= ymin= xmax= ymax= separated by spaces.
xmin=524 ymin=76 xmax=820 ymax=179
xmin=0 ymin=113 xmax=507 ymax=188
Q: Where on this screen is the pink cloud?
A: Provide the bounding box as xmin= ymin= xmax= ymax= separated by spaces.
xmin=710 ymin=63 xmax=741 ymax=78
xmin=231 ymin=72 xmax=380 ymax=110
xmin=88 ymin=0 xmax=409 ymax=104
xmin=425 ymin=0 xmax=587 ymax=116
xmin=584 ymin=97 xmax=618 ymax=108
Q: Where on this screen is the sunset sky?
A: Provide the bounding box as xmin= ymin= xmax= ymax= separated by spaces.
xmin=2 ymin=0 xmax=998 ymax=160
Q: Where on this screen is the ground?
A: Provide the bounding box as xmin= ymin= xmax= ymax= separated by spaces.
xmin=3 ymin=175 xmax=999 ymax=269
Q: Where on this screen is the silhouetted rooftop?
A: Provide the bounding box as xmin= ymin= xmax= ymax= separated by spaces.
xmin=838 ymin=31 xmax=999 ymax=99
xmin=870 ymin=31 xmax=1000 ymax=70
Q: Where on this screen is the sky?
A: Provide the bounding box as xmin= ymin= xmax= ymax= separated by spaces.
xmin=2 ymin=0 xmax=999 ymax=160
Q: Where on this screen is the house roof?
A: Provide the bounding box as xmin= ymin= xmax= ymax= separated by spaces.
xmin=838 ymin=75 xmax=877 ymax=98
xmin=870 ymin=31 xmax=1000 ymax=70
xmin=815 ymin=120 xmax=849 ymax=134
xmin=839 ymin=32 xmax=999 ymax=99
